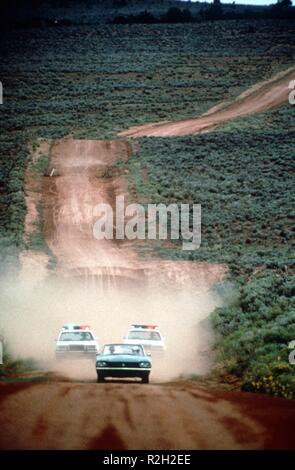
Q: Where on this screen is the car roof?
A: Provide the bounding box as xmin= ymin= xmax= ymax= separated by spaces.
xmin=60 ymin=324 xmax=94 ymax=332
xmin=129 ymin=328 xmax=161 ymax=331
xmin=103 ymin=343 xmax=143 ymax=347
xmin=127 ymin=328 xmax=162 ymax=335
xmin=60 ymin=329 xmax=94 ymax=332
xmin=58 ymin=330 xmax=94 ymax=336
xmin=129 ymin=324 xmax=159 ymax=329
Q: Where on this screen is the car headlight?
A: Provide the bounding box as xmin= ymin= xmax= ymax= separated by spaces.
xmin=139 ymin=362 xmax=150 ymax=368
xmin=96 ymin=361 xmax=107 ymax=367
xmin=56 ymin=346 xmax=68 ymax=351
xmin=86 ymin=345 xmax=97 ymax=351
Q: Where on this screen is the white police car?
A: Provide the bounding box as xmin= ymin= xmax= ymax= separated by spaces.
xmin=123 ymin=325 xmax=165 ymax=352
xmin=55 ymin=324 xmax=99 ymax=359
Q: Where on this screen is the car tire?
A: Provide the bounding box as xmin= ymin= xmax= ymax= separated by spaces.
xmin=142 ymin=374 xmax=149 ymax=384
xmin=97 ymin=373 xmax=105 ymax=383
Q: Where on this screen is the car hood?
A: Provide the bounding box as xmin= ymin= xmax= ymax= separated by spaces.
xmin=125 ymin=339 xmax=164 ymax=347
xmin=96 ymin=354 xmax=151 ymax=363
xmin=56 ymin=341 xmax=98 ymax=346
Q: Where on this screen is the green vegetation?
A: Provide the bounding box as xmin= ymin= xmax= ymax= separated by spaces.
xmin=0 ymin=357 xmax=49 ymax=382
xmin=126 ymin=104 xmax=295 ymax=398
xmin=0 ymin=133 xmax=28 ymax=273
xmin=30 ymin=154 xmax=49 ymax=174
xmin=0 ymin=349 xmax=38 ymax=378
xmin=25 ymin=146 xmax=57 ymax=267
xmin=212 ymin=272 xmax=295 ymax=399
xmin=26 ymin=202 xmax=57 ymax=270
xmin=127 ymin=105 xmax=295 ymax=271
xmin=112 ymin=1 xmax=295 ymax=24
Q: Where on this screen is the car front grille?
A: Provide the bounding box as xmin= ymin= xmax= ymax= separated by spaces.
xmin=69 ymin=345 xmax=85 ymax=351
xmin=106 ymin=362 xmax=139 ymax=368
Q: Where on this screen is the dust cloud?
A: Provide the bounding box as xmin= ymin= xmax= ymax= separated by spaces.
xmin=0 ymin=272 xmax=221 ymax=383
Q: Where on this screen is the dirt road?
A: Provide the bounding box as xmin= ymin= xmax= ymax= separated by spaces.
xmin=120 ymin=66 xmax=295 ymax=138
xmin=1 ymin=381 xmax=295 ymax=450
xmin=41 ymin=137 xmax=225 ymax=287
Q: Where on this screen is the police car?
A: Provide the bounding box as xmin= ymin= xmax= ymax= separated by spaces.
xmin=123 ymin=325 xmax=165 ymax=352
xmin=55 ymin=324 xmax=99 ymax=359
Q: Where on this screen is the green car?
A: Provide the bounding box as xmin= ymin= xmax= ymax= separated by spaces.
xmin=96 ymin=343 xmax=152 ymax=383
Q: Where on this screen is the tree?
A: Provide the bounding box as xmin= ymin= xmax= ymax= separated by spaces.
xmin=277 ymin=0 xmax=292 ymax=6
xmin=162 ymin=7 xmax=193 ymax=23
xmin=206 ymin=0 xmax=223 ymax=20
xmin=271 ymin=0 xmax=293 ymax=18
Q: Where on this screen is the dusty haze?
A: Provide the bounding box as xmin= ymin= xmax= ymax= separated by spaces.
xmin=0 ymin=273 xmax=221 ymax=382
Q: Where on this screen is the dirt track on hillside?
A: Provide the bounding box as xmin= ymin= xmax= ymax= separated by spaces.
xmin=41 ymin=137 xmax=225 ymax=288
xmin=120 ymin=66 xmax=295 ymax=138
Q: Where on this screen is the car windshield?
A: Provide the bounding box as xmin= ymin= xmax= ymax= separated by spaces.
xmin=59 ymin=331 xmax=94 ymax=341
xmin=128 ymin=330 xmax=161 ymax=341
xmin=103 ymin=344 xmax=144 ymax=356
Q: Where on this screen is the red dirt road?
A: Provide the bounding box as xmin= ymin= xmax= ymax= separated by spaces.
xmin=1 ymin=381 xmax=295 ymax=450
xmin=42 ymin=137 xmax=225 ymax=287
xmin=119 ymin=66 xmax=295 ymax=138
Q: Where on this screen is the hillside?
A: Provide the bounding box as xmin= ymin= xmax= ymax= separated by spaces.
xmin=1 ymin=0 xmax=293 ymax=27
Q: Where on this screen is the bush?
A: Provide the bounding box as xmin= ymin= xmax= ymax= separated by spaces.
xmin=211 ymin=271 xmax=295 ymax=399
xmin=31 ymin=154 xmax=49 ymax=174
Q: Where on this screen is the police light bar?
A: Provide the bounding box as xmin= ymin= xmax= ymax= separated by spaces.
xmin=62 ymin=324 xmax=91 ymax=331
xmin=131 ymin=324 xmax=158 ymax=330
